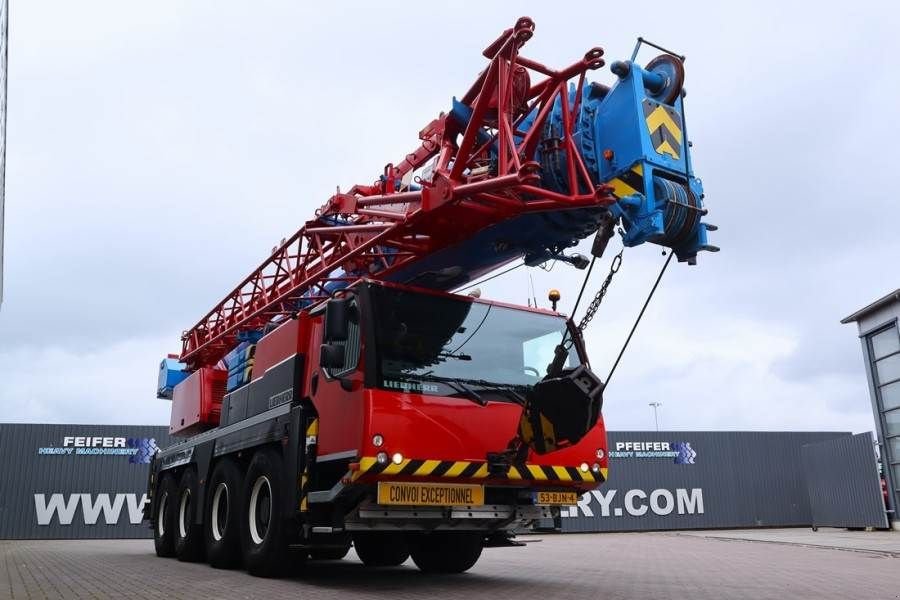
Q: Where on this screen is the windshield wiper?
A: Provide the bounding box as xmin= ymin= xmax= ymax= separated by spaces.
xmin=403 ymin=373 xmax=486 ymax=407
xmin=452 ymin=378 xmax=528 ymax=407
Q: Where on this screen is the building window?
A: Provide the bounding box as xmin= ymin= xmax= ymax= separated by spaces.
xmin=886 ymin=409 xmax=900 ymax=437
xmin=868 ymin=323 xmax=900 ymax=501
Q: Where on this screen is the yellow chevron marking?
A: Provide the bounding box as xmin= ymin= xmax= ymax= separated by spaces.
xmin=527 ymin=465 xmax=547 ymax=480
xmin=552 ymin=466 xmax=572 ymax=481
xmin=414 ymin=460 xmax=442 ymax=476
xmin=645 ymin=105 xmax=682 ymax=143
xmin=632 ymin=163 xmax=643 ymax=176
xmin=655 ymin=139 xmax=679 ymax=160
xmin=609 ymin=178 xmax=639 ymax=199
xmin=445 ymin=461 xmax=470 ymax=477
xmin=352 ymin=458 xmax=607 ymax=484
xmin=300 ymin=497 xmax=308 ymax=511
xmin=306 ymin=420 xmax=319 ymax=436
xmin=382 ymin=459 xmax=411 ymax=475
xmin=358 ymin=457 xmax=377 ymax=473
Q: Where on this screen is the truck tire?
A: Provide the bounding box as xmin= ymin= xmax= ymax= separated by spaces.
xmin=353 ymin=532 xmax=409 ymax=567
xmin=408 ymin=532 xmax=483 ymax=573
xmin=241 ymin=448 xmax=296 ymax=577
xmin=174 ymin=468 xmax=205 ymax=562
xmin=153 ymin=473 xmax=178 ymax=558
xmin=310 ymin=545 xmax=351 ymax=561
xmin=205 ymin=458 xmax=243 ymax=569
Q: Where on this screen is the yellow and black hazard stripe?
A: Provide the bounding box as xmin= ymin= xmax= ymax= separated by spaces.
xmin=643 ymin=99 xmax=682 ymax=160
xmin=352 ymin=456 xmax=607 ymax=484
xmin=299 ymin=418 xmax=319 ymax=511
xmin=607 ymin=163 xmax=645 ymax=199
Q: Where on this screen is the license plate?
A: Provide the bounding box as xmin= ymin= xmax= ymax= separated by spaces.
xmin=533 ymin=491 xmax=579 ymax=506
xmin=377 ymin=482 xmax=484 ymax=506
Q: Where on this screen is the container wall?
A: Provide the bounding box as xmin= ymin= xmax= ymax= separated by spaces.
xmin=561 ymin=431 xmax=850 ymax=532
xmin=0 ymin=423 xmax=171 ymax=539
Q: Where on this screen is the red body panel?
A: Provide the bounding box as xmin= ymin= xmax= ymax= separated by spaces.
xmin=358 ymin=388 xmax=608 ymax=487
xmin=169 ymin=367 xmax=226 ymax=436
xmin=252 ymin=317 xmax=306 ymax=378
xmin=306 ymin=317 xmax=367 ymax=456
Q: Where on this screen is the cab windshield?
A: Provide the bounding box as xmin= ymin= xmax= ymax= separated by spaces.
xmin=370 ymin=285 xmax=581 ymax=398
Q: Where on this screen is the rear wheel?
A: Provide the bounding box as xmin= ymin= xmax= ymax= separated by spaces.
xmin=174 ymin=468 xmax=205 ymax=562
xmin=241 ymin=448 xmax=298 ymax=577
xmin=408 ymin=532 xmax=483 ymax=574
xmin=153 ymin=473 xmax=177 ymax=558
xmin=353 ymin=532 xmax=409 ymax=567
xmin=205 ymin=459 xmax=243 ymax=569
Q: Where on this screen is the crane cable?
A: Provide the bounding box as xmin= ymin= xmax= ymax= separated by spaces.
xmin=566 ymin=245 xmax=674 ymax=390
xmin=604 ymin=250 xmax=674 ymax=388
xmin=458 ymin=261 xmax=525 ymax=292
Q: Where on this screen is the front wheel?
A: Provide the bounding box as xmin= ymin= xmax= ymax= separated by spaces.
xmin=353 ymin=532 xmax=409 ymax=567
xmin=408 ymin=532 xmax=483 ymax=574
xmin=310 ymin=545 xmax=351 ymax=561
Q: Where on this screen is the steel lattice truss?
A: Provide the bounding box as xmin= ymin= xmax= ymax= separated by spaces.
xmin=181 ymin=17 xmax=615 ymax=369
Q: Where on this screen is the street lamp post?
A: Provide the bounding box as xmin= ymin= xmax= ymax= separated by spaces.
xmin=649 ymin=402 xmax=662 ymax=432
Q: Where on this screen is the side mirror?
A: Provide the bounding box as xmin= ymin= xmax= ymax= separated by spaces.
xmin=324 ymin=298 xmax=352 ymax=341
xmin=320 ymin=343 xmax=346 ymax=369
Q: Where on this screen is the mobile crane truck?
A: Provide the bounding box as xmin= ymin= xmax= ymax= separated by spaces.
xmin=147 ymin=18 xmax=715 ymax=577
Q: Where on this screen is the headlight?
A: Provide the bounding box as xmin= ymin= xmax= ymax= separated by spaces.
xmin=372 ymin=434 xmax=384 ymax=447
xmin=391 ymin=453 xmax=404 ymax=465
xmin=376 ymin=452 xmax=388 ymax=464
xmin=596 ymin=448 xmax=605 ymax=459
xmin=579 ymin=462 xmax=590 ymax=472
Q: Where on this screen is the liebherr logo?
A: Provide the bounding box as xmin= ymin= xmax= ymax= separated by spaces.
xmin=34 ymin=493 xmax=149 ymax=526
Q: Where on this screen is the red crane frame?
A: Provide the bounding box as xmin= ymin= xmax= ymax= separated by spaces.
xmin=180 ymin=17 xmax=615 ymax=370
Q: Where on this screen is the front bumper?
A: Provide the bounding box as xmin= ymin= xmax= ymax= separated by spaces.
xmin=350 ymin=456 xmax=608 ymax=486
xmin=344 ymin=501 xmax=552 ymax=531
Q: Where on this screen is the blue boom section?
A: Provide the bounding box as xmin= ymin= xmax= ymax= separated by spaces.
xmin=522 ymin=55 xmax=715 ymax=264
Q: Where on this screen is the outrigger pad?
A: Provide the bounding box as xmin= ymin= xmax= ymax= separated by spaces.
xmin=518 ymin=365 xmax=604 ymax=454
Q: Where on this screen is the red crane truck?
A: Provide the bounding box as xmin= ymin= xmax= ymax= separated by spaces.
xmin=147 ymin=17 xmax=714 ymax=577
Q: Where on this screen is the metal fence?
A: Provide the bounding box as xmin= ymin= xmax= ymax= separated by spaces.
xmin=801 ymin=432 xmax=887 ymax=529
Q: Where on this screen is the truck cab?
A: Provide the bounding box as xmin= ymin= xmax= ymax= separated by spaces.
xmin=149 ymin=280 xmax=608 ymax=575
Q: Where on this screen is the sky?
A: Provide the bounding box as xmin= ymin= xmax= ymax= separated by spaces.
xmin=1 ymin=1 xmax=898 ymax=433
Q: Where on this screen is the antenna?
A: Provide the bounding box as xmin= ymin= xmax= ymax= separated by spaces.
xmin=528 ymin=272 xmax=537 ymax=308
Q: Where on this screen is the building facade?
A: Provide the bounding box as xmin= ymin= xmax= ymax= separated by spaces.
xmin=843 ymin=289 xmax=900 ymax=529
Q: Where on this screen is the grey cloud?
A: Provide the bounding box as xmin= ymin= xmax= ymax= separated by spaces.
xmin=1 ymin=1 xmax=896 ymax=431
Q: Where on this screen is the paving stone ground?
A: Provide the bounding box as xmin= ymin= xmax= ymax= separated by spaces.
xmin=2 ymin=530 xmax=899 ymax=600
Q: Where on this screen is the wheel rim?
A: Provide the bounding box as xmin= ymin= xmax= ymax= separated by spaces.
xmin=178 ymin=489 xmax=191 ymax=539
xmin=157 ymin=492 xmax=168 ymax=537
xmin=248 ymin=475 xmax=272 ymax=545
xmin=211 ymin=482 xmax=228 ymax=542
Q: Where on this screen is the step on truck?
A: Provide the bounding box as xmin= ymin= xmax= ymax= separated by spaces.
xmin=146 ymin=17 xmax=713 ymax=577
